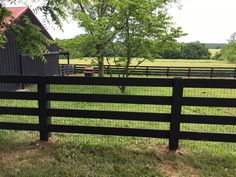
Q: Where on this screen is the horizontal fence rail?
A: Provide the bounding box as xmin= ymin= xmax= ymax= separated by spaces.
xmin=59 ymin=64 xmax=236 ymax=78
xmin=0 ymin=75 xmax=236 ymax=151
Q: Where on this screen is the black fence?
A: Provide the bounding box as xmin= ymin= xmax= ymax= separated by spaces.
xmin=60 ymin=64 xmax=236 ymax=78
xmin=0 ymin=75 xmax=236 ymax=151
xmin=59 ymin=64 xmax=76 ymax=75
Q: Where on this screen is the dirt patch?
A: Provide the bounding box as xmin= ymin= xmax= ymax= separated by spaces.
xmin=159 ymin=159 xmax=200 ymax=177
xmin=128 ymin=142 xmax=199 ymax=177
xmin=129 ymin=141 xmax=186 ymax=156
xmin=160 ymin=163 xmax=179 ymax=177
xmin=0 ymin=140 xmax=56 ymax=173
xmin=48 ymin=135 xmax=59 ymax=144
xmin=182 ymin=162 xmax=200 ymax=177
xmin=1 ymin=148 xmax=37 ymax=172
xmin=156 ymin=145 xmax=187 ymax=156
xmin=145 ymin=145 xmax=199 ymax=177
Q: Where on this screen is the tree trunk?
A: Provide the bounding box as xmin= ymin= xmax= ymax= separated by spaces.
xmin=120 ymin=85 xmax=126 ymax=93
xmin=118 ymin=65 xmax=129 ymax=93
xmin=96 ymin=43 xmax=104 ymax=77
xmin=98 ymin=55 xmax=104 ymax=77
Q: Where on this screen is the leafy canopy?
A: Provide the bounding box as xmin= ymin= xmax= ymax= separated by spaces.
xmin=0 ymin=3 xmax=11 ymax=47
xmin=67 ymin=0 xmax=184 ymax=77
xmin=11 ymin=16 xmax=52 ymax=61
xmin=180 ymin=42 xmax=210 ymax=59
xmin=220 ymin=33 xmax=236 ymax=63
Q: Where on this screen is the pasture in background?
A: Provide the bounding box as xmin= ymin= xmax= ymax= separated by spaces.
xmin=60 ymin=58 xmax=236 ymax=67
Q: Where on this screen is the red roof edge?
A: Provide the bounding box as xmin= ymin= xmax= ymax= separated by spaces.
xmin=2 ymin=7 xmax=54 ymax=40
xmin=1 ymin=7 xmax=29 ymax=32
xmin=7 ymin=7 xmax=29 ymax=22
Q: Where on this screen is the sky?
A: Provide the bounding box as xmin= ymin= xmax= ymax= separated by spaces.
xmin=168 ymin=0 xmax=236 ymax=43
xmin=7 ymin=0 xmax=236 ymax=43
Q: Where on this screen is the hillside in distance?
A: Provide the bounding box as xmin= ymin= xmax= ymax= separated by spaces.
xmin=204 ymin=43 xmax=225 ymax=49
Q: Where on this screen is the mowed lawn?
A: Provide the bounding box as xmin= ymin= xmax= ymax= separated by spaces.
xmin=0 ymin=83 xmax=236 ymax=177
xmin=60 ymin=58 xmax=236 ymax=67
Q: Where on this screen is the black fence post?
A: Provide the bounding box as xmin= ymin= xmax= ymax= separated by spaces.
xmin=73 ymin=65 xmax=76 ymax=74
xmin=169 ymin=77 xmax=183 ymax=151
xmin=38 ymin=77 xmax=51 ymax=141
xmin=19 ymin=54 xmax=24 ymax=89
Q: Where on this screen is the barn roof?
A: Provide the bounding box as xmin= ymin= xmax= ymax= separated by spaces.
xmin=2 ymin=7 xmax=53 ymax=40
xmin=7 ymin=7 xmax=29 ymax=21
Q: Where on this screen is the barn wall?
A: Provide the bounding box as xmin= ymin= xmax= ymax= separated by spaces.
xmin=0 ymin=32 xmax=21 ymax=91
xmin=21 ymin=56 xmax=46 ymax=76
xmin=21 ymin=10 xmax=60 ymax=75
xmin=0 ymin=32 xmax=21 ymax=75
xmin=21 ymin=54 xmax=59 ymax=76
xmin=45 ymin=53 xmax=59 ymax=76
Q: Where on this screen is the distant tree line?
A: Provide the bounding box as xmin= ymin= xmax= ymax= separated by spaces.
xmin=56 ymin=37 xmax=211 ymax=60
xmin=159 ymin=41 xmax=211 ymax=59
xmin=204 ymin=43 xmax=225 ymax=49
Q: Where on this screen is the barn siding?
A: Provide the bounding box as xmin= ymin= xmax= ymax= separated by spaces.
xmin=0 ymin=32 xmax=21 ymax=91
xmin=0 ymin=32 xmax=21 ymax=75
xmin=22 ymin=56 xmax=44 ymax=76
xmin=45 ymin=53 xmax=60 ymax=76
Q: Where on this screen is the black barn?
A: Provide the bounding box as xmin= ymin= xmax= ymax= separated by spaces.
xmin=0 ymin=7 xmax=61 ymax=91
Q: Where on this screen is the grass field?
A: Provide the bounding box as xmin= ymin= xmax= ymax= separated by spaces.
xmin=60 ymin=58 xmax=236 ymax=67
xmin=0 ymin=83 xmax=236 ymax=177
xmin=209 ymin=49 xmax=221 ymax=57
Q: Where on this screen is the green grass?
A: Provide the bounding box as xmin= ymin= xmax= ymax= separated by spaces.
xmin=60 ymin=58 xmax=236 ymax=67
xmin=0 ymin=132 xmax=235 ymax=177
xmin=0 ymin=84 xmax=236 ymax=177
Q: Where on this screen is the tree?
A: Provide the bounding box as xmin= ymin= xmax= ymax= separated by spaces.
xmin=180 ymin=42 xmax=210 ymax=59
xmin=11 ymin=16 xmax=52 ymax=61
xmin=68 ymin=0 xmax=127 ymax=77
xmin=69 ymin=0 xmax=185 ymax=77
xmin=0 ymin=0 xmax=67 ymax=60
xmin=219 ymin=33 xmax=236 ymax=63
xmin=0 ymin=3 xmax=11 ymax=47
xmin=56 ymin=35 xmax=97 ymax=59
xmin=105 ymin=0 xmax=184 ymax=92
xmin=157 ymin=41 xmax=182 ymax=59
